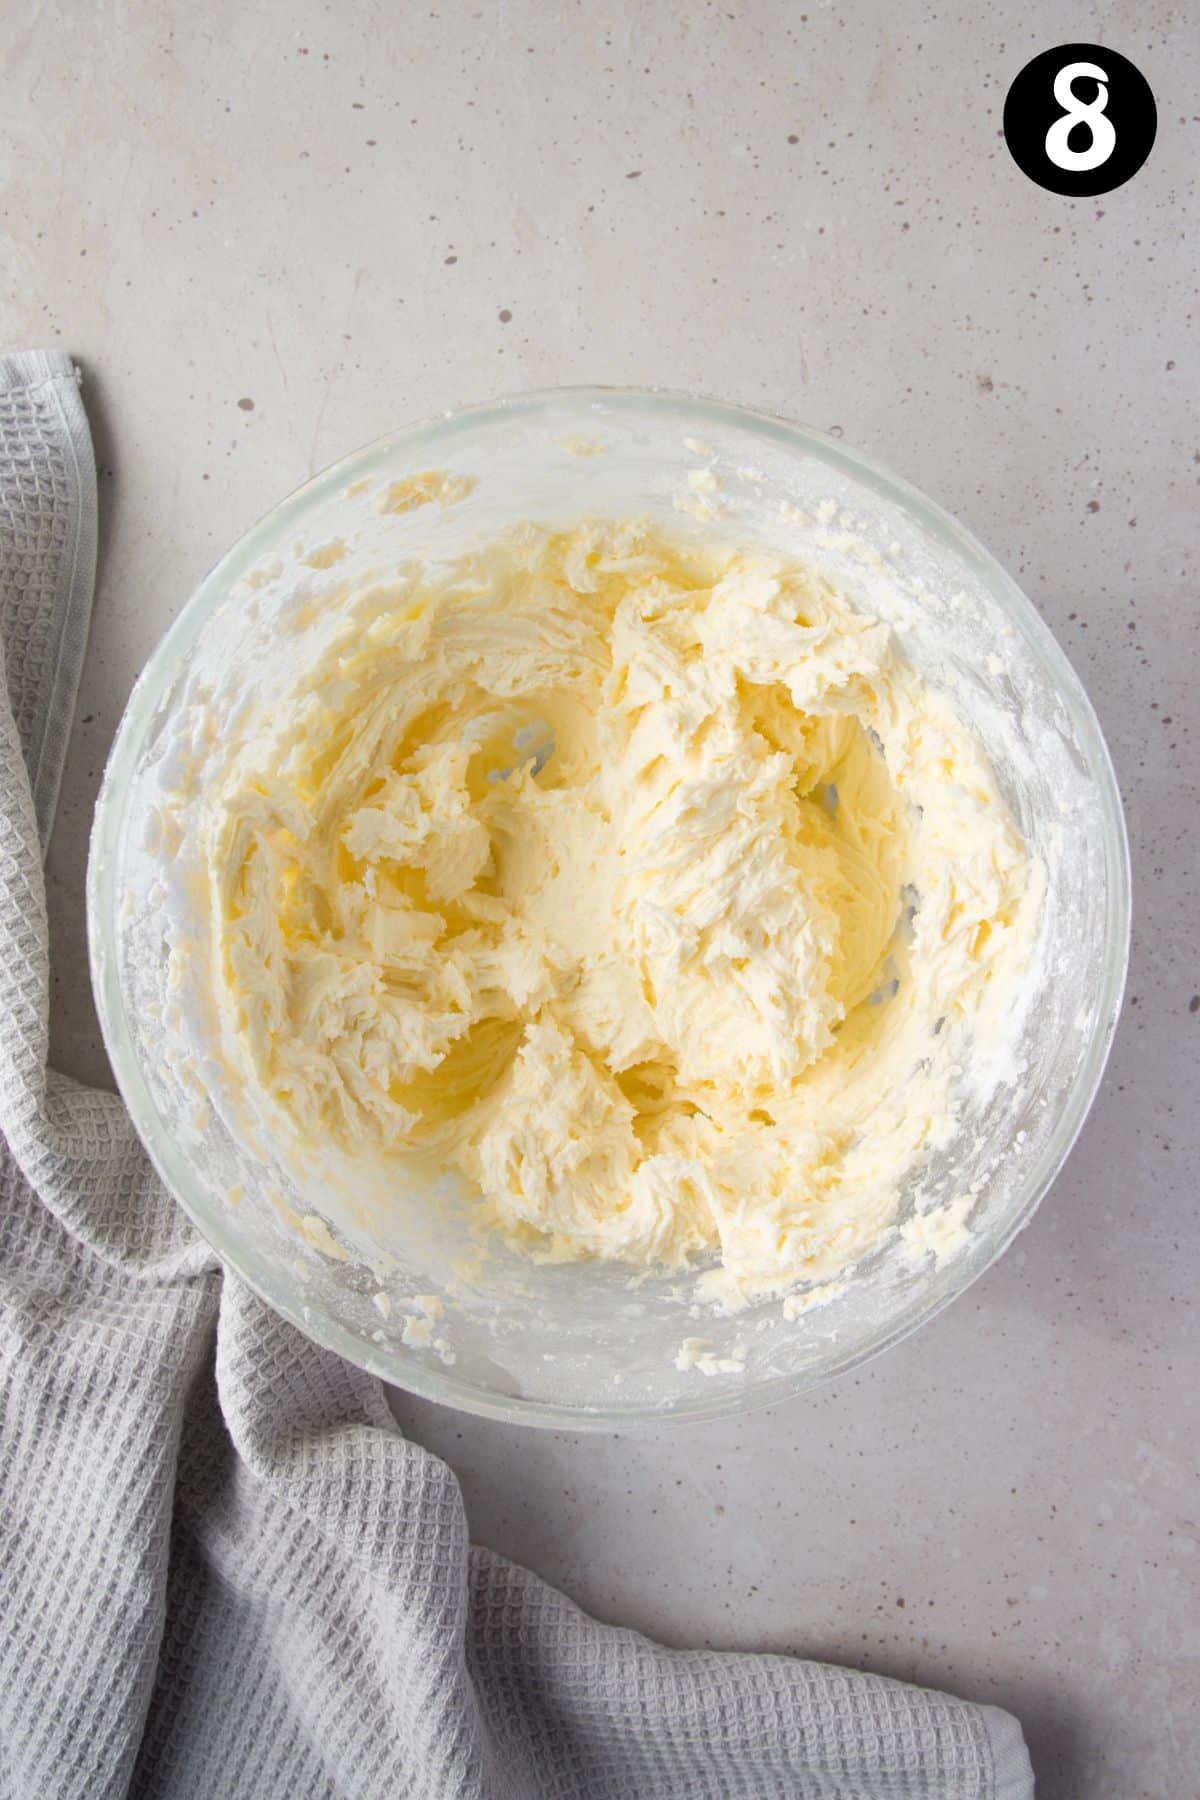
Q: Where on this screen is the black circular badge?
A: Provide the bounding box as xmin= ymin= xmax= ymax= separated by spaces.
xmin=1003 ymin=44 xmax=1156 ymax=196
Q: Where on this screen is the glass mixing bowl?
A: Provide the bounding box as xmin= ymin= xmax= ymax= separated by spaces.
xmin=88 ymin=387 xmax=1129 ymax=1428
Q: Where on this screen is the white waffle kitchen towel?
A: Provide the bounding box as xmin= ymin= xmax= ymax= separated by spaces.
xmin=0 ymin=350 xmax=1035 ymax=1800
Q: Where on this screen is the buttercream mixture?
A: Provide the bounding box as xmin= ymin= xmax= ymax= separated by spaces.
xmin=207 ymin=519 xmax=1039 ymax=1305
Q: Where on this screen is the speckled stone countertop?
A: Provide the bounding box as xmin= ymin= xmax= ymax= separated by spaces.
xmin=5 ymin=2 xmax=1196 ymax=1792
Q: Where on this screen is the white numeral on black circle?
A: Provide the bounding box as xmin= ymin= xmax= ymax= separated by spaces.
xmin=1045 ymin=61 xmax=1116 ymax=171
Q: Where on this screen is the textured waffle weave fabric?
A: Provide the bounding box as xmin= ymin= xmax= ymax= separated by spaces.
xmin=0 ymin=350 xmax=1034 ymax=1799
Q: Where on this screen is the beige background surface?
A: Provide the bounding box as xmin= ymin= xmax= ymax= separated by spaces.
xmin=4 ymin=2 xmax=1198 ymax=1793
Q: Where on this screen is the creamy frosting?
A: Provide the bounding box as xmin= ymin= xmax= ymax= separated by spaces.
xmin=205 ymin=519 xmax=1039 ymax=1304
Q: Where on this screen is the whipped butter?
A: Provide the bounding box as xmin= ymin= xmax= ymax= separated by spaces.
xmin=205 ymin=518 xmax=1039 ymax=1305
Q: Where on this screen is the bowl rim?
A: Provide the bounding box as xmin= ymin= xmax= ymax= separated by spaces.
xmin=87 ymin=382 xmax=1132 ymax=1430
